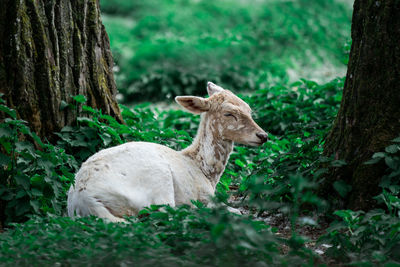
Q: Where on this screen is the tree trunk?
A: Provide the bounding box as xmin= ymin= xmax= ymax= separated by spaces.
xmin=0 ymin=0 xmax=122 ymax=140
xmin=320 ymin=0 xmax=400 ymax=210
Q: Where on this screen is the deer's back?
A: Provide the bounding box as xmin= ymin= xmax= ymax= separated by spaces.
xmin=68 ymin=142 xmax=213 ymax=218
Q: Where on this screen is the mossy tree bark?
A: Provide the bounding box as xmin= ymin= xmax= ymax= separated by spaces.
xmin=0 ymin=0 xmax=122 ymax=140
xmin=320 ymin=0 xmax=400 ymax=210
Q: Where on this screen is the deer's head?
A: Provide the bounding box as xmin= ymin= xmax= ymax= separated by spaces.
xmin=176 ymin=82 xmax=268 ymax=146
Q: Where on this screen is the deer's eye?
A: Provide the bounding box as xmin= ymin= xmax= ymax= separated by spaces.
xmin=224 ymin=113 xmax=237 ymax=121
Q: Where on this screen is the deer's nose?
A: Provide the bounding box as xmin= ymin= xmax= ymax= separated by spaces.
xmin=256 ymin=132 xmax=269 ymax=143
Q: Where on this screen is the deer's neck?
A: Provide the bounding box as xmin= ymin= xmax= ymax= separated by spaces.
xmin=181 ymin=113 xmax=233 ymax=188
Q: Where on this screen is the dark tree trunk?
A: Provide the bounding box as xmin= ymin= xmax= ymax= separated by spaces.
xmin=0 ymin=0 xmax=122 ymax=140
xmin=320 ymin=0 xmax=400 ymax=210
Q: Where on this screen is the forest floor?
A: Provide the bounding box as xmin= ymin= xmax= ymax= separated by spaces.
xmin=229 ymin=190 xmax=334 ymax=263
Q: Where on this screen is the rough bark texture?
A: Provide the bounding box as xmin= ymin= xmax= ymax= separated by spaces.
xmin=0 ymin=0 xmax=122 ymax=140
xmin=321 ymin=0 xmax=400 ymax=210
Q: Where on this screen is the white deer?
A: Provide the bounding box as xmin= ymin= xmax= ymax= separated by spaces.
xmin=67 ymin=82 xmax=268 ymax=222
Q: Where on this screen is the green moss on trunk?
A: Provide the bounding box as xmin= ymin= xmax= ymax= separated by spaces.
xmin=0 ymin=0 xmax=122 ymax=140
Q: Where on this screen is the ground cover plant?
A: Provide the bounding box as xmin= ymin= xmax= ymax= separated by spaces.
xmin=99 ymin=0 xmax=352 ymax=102
xmin=1 ymin=75 xmax=399 ymax=265
xmin=0 ymin=81 xmax=325 ymax=265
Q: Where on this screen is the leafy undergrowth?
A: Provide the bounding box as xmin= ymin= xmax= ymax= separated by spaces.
xmin=0 ymin=205 xmax=301 ymax=266
xmin=320 ymin=145 xmax=400 ymax=265
xmin=1 ymin=78 xmax=400 ymax=266
xmin=99 ymin=0 xmax=351 ymax=102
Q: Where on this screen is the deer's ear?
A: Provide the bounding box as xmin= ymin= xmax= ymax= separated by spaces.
xmin=207 ymin=82 xmax=224 ymax=96
xmin=175 ymin=96 xmax=210 ymax=114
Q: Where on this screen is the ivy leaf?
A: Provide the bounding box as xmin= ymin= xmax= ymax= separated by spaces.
xmin=30 ymin=188 xmax=43 ymax=197
xmin=100 ymin=133 xmax=113 ymax=146
xmin=150 ymin=211 xmax=168 ymax=221
xmin=373 ymin=152 xmax=386 ymax=158
xmin=391 ymin=136 xmax=400 ymax=143
xmin=0 ymin=127 xmax=13 ymax=138
xmin=333 ymin=180 xmax=352 ymax=198
xmin=333 ymin=209 xmax=352 ymax=220
xmin=77 ymin=117 xmax=95 ymax=125
xmin=235 ymin=159 xmax=246 ymax=168
xmin=0 ymin=153 xmax=10 ymax=167
xmin=385 ymin=156 xmax=397 ymax=170
xmin=15 ymin=189 xmax=27 ymax=199
xmin=30 ymin=200 xmax=41 ymax=213
xmin=331 ymin=160 xmax=346 ymax=167
xmin=313 ymin=168 xmax=327 ymax=178
xmin=60 ymin=100 xmax=69 ymax=111
xmin=82 ymin=105 xmax=96 ymax=113
xmin=73 ymin=95 xmax=87 ymax=104
xmin=15 ymin=141 xmax=34 ymax=154
xmin=38 ymin=159 xmax=54 ymax=176
xmin=0 ymin=104 xmax=17 ymax=119
xmin=385 ymin=145 xmax=399 ymax=154
xmin=364 ymin=157 xmax=381 ymax=165
xmin=15 ymin=174 xmax=30 ymax=190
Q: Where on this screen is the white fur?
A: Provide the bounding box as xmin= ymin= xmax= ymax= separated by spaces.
xmin=67 ymin=82 xmax=268 ymax=222
xmin=68 ymin=142 xmax=213 ymax=221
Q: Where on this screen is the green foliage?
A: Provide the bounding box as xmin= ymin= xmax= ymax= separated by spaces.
xmin=0 ymin=95 xmax=77 ymax=223
xmin=320 ymin=199 xmax=400 ymax=265
xmin=0 ymin=78 xmax=340 ymax=264
xmin=100 ymin=0 xmax=351 ymax=102
xmin=1 ymin=77 xmax=399 ymax=265
xmin=320 ymin=140 xmax=400 ymax=265
xmin=0 ymin=205 xmax=307 ymax=266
